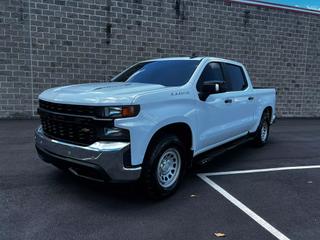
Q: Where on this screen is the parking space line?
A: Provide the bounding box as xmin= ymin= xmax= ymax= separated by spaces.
xmin=198 ymin=165 xmax=320 ymax=239
xmin=201 ymin=165 xmax=320 ymax=177
xmin=198 ymin=173 xmax=290 ymax=240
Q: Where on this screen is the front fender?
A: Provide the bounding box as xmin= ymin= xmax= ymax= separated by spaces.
xmin=115 ymin=99 xmax=197 ymax=166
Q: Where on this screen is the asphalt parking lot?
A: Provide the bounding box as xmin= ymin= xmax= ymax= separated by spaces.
xmin=1 ymin=119 xmax=319 ymax=240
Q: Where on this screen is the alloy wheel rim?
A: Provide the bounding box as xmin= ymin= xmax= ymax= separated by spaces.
xmin=157 ymin=148 xmax=181 ymax=188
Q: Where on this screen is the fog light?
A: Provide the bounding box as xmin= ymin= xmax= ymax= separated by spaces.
xmin=103 ymin=127 xmax=130 ymax=141
xmin=104 ymin=127 xmax=122 ymax=137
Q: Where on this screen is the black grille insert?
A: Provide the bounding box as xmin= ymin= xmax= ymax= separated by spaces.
xmin=39 ymin=100 xmax=100 ymax=117
xmin=38 ymin=101 xmax=113 ymax=146
xmin=40 ymin=110 xmax=96 ymax=146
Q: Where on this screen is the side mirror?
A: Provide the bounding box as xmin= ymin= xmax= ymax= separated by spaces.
xmin=199 ymin=80 xmax=224 ymax=101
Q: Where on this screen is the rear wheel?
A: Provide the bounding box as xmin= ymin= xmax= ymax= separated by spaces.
xmin=252 ymin=111 xmax=270 ymax=147
xmin=141 ymin=134 xmax=187 ymax=199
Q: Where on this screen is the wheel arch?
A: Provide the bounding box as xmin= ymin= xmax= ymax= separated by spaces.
xmin=264 ymin=106 xmax=273 ymax=123
xmin=251 ymin=106 xmax=273 ymax=133
xmin=144 ymin=122 xmax=194 ymax=167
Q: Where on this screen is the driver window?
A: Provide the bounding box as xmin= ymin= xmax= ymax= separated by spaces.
xmin=196 ymin=62 xmax=225 ymax=91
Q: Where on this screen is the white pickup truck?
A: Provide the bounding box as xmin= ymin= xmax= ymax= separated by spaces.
xmin=35 ymin=57 xmax=276 ymax=198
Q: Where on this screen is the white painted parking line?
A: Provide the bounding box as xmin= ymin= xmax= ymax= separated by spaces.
xmin=198 ymin=173 xmax=290 ymax=240
xmin=201 ymin=165 xmax=320 ymax=177
xmin=197 ymin=165 xmax=320 ymax=240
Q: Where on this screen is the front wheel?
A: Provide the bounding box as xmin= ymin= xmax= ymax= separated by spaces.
xmin=141 ymin=134 xmax=187 ymax=199
xmin=252 ymin=111 xmax=270 ymax=147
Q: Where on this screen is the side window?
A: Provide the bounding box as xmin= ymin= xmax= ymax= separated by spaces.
xmin=222 ymin=63 xmax=248 ymax=91
xmin=196 ymin=62 xmax=224 ymax=91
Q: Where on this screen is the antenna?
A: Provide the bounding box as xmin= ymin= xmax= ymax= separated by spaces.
xmin=190 ymin=52 xmax=197 ymax=58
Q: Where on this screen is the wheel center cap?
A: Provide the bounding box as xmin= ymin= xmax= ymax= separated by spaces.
xmin=161 ymin=160 xmax=171 ymax=173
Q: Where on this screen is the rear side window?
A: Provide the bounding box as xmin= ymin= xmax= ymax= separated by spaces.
xmin=196 ymin=62 xmax=224 ymax=91
xmin=222 ymin=64 xmax=248 ymax=91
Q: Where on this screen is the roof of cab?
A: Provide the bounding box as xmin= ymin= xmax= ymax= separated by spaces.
xmin=145 ymin=56 xmax=242 ymax=66
xmin=147 ymin=56 xmax=204 ymax=61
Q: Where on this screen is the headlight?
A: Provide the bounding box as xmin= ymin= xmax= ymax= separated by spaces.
xmin=103 ymin=106 xmax=140 ymax=118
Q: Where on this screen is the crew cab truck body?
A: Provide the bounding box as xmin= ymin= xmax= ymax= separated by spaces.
xmin=35 ymin=57 xmax=276 ymax=198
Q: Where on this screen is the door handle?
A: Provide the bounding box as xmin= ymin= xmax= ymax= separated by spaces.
xmin=224 ymin=99 xmax=232 ymax=104
xmin=248 ymin=96 xmax=254 ymax=101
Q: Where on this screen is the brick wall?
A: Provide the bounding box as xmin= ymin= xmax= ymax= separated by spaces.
xmin=1 ymin=0 xmax=319 ymax=118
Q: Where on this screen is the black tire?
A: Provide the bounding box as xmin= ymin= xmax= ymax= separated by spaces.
xmin=141 ymin=133 xmax=187 ymax=199
xmin=252 ymin=111 xmax=270 ymax=147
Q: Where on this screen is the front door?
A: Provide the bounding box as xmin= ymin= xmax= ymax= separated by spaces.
xmin=195 ymin=62 xmax=254 ymax=154
xmin=196 ymin=62 xmax=237 ymax=152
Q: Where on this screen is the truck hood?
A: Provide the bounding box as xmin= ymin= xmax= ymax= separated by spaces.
xmin=39 ymin=82 xmax=165 ymax=105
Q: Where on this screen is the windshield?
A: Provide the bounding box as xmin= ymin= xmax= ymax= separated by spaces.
xmin=112 ymin=60 xmax=200 ymax=87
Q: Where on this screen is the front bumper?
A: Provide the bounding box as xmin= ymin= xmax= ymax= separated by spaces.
xmin=35 ymin=127 xmax=141 ymax=182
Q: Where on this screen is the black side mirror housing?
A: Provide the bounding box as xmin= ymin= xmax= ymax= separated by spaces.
xmin=199 ymin=80 xmax=224 ymax=101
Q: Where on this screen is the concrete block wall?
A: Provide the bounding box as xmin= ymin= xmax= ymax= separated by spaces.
xmin=0 ymin=0 xmax=319 ymax=118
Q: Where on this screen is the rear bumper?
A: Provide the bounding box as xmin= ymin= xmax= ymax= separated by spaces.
xmin=34 ymin=126 xmax=141 ymax=182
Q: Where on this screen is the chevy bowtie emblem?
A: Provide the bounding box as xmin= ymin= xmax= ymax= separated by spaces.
xmin=80 ymin=128 xmax=90 ymax=133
